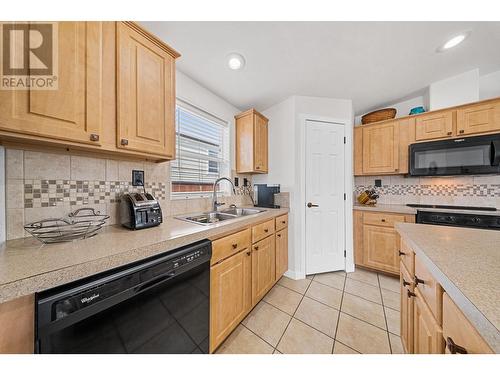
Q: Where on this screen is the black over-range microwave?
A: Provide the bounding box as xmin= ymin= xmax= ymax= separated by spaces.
xmin=409 ymin=133 xmax=500 ymax=176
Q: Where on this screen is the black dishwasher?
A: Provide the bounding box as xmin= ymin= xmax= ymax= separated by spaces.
xmin=35 ymin=240 xmax=211 ymax=354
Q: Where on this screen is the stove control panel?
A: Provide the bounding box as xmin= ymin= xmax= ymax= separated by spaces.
xmin=416 ymin=211 xmax=500 ymax=230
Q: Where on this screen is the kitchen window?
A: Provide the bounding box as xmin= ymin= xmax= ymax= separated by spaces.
xmin=171 ymin=101 xmax=229 ymax=198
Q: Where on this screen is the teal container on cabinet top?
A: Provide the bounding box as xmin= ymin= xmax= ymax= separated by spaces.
xmin=409 ymin=106 xmax=425 ymax=115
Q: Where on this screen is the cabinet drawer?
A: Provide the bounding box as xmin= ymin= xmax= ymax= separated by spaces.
xmin=442 ymin=293 xmax=493 ymax=354
xmin=211 ymin=228 xmax=251 ymax=265
xmin=415 ymin=255 xmax=443 ymax=323
xmin=275 ymin=214 xmax=288 ymax=231
xmin=252 ymin=219 xmax=275 ymax=243
xmin=399 ymin=239 xmax=415 ymax=276
xmin=363 ymin=212 xmax=406 ymax=228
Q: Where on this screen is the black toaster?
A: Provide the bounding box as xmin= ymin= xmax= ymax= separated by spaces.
xmin=120 ymin=193 xmax=163 ymax=230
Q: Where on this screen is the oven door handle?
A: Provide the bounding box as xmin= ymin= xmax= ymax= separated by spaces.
xmin=491 ymin=141 xmax=500 ymax=166
xmin=135 ymin=272 xmax=176 ymax=293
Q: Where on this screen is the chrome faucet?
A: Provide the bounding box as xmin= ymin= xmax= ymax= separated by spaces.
xmin=212 ymin=177 xmax=236 ymax=212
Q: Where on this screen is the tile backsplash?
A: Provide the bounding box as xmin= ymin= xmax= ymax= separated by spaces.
xmin=355 ymin=175 xmax=500 ymax=208
xmin=5 ymin=148 xmax=252 ymax=240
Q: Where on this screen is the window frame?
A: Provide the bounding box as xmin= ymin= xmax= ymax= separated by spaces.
xmin=171 ymin=99 xmax=230 ymax=200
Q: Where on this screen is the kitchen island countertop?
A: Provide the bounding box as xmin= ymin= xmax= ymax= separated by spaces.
xmin=395 ymin=222 xmax=500 ymax=353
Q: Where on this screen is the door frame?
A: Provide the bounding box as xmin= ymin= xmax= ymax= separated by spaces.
xmin=296 ymin=114 xmax=354 ymax=279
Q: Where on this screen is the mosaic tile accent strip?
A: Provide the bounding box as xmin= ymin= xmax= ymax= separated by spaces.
xmin=355 ymin=183 xmax=500 ymax=198
xmin=24 ymin=180 xmax=167 ymax=208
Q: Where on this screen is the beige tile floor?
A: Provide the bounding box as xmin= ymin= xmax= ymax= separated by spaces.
xmin=216 ymin=268 xmax=404 ymax=354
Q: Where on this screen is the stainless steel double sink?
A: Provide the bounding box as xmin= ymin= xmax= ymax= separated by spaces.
xmin=176 ymin=207 xmax=266 ymax=225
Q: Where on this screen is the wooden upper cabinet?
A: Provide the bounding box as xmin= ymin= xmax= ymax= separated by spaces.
xmin=415 ymin=111 xmax=454 ymax=141
xmin=442 ymin=293 xmax=493 ymax=354
xmin=116 ymin=22 xmax=179 ymax=158
xmin=362 ymin=121 xmax=399 ymax=174
xmin=251 ymin=235 xmax=275 ymax=306
xmin=457 ymin=101 xmax=500 ymax=136
xmin=210 ymin=249 xmax=252 ymax=353
xmin=0 ymin=22 xmax=104 ymax=146
xmin=235 ymin=109 xmax=269 ymax=173
xmin=413 ymin=288 xmax=444 ymax=354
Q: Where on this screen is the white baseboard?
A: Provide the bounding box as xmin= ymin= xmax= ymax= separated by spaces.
xmin=283 ymin=269 xmax=306 ymax=280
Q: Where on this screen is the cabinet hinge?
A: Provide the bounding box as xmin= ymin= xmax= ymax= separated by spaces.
xmin=344 ymin=250 xmax=346 ymax=257
xmin=344 ymin=136 xmax=346 ymax=144
xmin=344 ymin=193 xmax=346 ymax=200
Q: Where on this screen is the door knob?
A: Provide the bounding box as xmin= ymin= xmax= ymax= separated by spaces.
xmin=307 ymin=202 xmax=319 ymax=208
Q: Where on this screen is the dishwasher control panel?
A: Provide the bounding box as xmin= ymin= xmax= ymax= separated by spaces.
xmin=172 ymin=247 xmax=210 ymax=268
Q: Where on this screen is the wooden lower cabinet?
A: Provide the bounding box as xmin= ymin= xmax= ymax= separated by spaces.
xmin=442 ymin=293 xmax=493 ymax=354
xmin=275 ymin=229 xmax=288 ymax=280
xmin=412 ymin=288 xmax=444 ymax=354
xmin=354 ymin=210 xmax=414 ymax=275
xmin=209 ymin=216 xmax=288 ymax=353
xmin=0 ymin=295 xmax=35 ymax=353
xmin=400 ymin=263 xmax=414 ymax=353
xmin=251 ymin=235 xmax=276 ymax=306
xmin=210 ymin=249 xmax=252 ymax=353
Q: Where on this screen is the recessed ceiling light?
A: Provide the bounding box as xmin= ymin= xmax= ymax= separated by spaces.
xmin=227 ymin=53 xmax=245 ymax=70
xmin=437 ymin=32 xmax=471 ymax=52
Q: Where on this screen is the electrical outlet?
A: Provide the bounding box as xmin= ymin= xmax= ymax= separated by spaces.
xmin=132 ymin=170 xmax=145 ymax=186
xmin=234 ymin=177 xmax=239 ymax=187
xmin=243 ymin=178 xmax=249 ymax=187
xmin=374 ymin=179 xmax=382 ymax=187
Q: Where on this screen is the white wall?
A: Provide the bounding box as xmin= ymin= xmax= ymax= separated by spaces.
xmin=255 ymin=95 xmax=353 ymax=279
xmin=429 ymin=69 xmax=480 ymax=110
xmin=479 ymin=69 xmax=500 ymax=100
xmin=176 ymin=70 xmax=241 ymax=168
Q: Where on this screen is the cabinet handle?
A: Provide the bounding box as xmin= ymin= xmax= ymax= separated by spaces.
xmin=414 ymin=276 xmax=425 ymax=285
xmin=121 ymin=138 xmax=129 ymax=146
xmin=381 ymin=219 xmax=386 ymax=222
xmin=232 ymin=243 xmax=238 ymax=249
xmin=394 ymin=168 xmax=398 ymax=172
xmin=407 ymin=290 xmax=417 ymax=298
xmin=282 ymin=221 xmax=286 ymax=224
xmin=277 ymin=234 xmax=281 ymax=238
xmin=256 ymin=166 xmax=260 ymax=170
xmin=459 ymin=129 xmax=465 ymax=134
xmin=402 ymin=279 xmax=410 ymax=287
xmin=246 ymin=251 xmax=251 ymax=256
xmin=264 ymin=229 xmax=269 ymax=233
xmin=254 ymin=246 xmax=259 ymax=251
xmin=447 ymin=131 xmax=452 ymax=136
xmin=90 ymin=133 xmax=99 ymax=142
xmin=446 ymin=337 xmax=468 ymax=354
xmin=398 ymin=250 xmax=406 ymax=256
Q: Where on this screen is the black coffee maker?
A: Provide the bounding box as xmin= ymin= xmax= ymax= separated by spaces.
xmin=253 ymin=184 xmax=280 ymax=208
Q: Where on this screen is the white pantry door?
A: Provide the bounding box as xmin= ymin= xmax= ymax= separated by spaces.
xmin=305 ymin=120 xmax=345 ymax=275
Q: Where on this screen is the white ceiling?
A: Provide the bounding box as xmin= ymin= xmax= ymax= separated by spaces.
xmin=140 ymin=22 xmax=500 ymax=115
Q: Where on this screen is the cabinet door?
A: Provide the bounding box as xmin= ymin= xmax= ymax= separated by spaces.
xmin=116 ymin=22 xmax=176 ymax=158
xmin=400 ymin=263 xmax=414 ymax=353
xmin=210 ymin=250 xmax=252 ymax=353
xmin=251 ymin=235 xmax=276 ymax=306
xmin=413 ymin=289 xmax=444 ymax=354
xmin=0 ymin=22 xmax=103 ymax=146
xmin=457 ymin=101 xmax=500 ymax=136
xmin=415 ymin=111 xmax=454 ymax=141
xmin=354 ymin=127 xmax=363 ymax=175
xmin=275 ymin=229 xmax=288 ymax=280
xmin=254 ymin=115 xmax=268 ymax=173
xmin=362 ymin=225 xmax=399 ymax=274
xmin=442 ymin=293 xmax=493 ymax=354
xmin=362 ymin=122 xmax=399 ymax=174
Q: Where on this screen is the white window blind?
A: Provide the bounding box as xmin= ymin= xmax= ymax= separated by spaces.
xmin=171 ymin=101 xmax=229 ymax=197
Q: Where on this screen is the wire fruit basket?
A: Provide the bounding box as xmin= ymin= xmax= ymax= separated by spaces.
xmin=24 ymin=208 xmax=110 ymax=244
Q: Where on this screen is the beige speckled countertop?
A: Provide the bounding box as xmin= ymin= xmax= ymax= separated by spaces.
xmin=354 ymin=203 xmax=499 ymax=217
xmin=395 ymin=222 xmax=500 ymax=353
xmin=0 ymin=207 xmax=288 ymax=304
